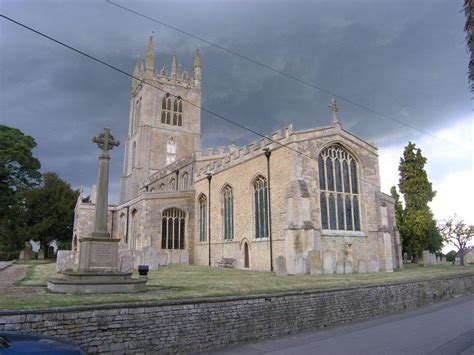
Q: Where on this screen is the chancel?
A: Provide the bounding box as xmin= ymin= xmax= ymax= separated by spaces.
xmin=73 ymin=37 xmax=403 ymax=275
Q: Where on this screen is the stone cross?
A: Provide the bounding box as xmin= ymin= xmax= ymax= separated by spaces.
xmin=329 ymin=99 xmax=339 ymax=124
xmin=91 ymin=128 xmax=119 ymax=237
xmin=92 ymin=128 xmax=120 ymax=156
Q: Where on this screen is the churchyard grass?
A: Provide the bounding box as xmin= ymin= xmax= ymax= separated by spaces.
xmin=2 ymin=261 xmax=473 ymax=310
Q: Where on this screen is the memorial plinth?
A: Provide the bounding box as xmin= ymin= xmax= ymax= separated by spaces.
xmin=48 ymin=128 xmax=147 ymax=294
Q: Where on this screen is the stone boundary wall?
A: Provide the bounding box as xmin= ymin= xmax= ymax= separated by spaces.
xmin=1 ymin=275 xmax=473 ymax=354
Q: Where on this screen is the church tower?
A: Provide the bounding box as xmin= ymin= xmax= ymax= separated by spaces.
xmin=120 ymin=37 xmax=202 ymax=202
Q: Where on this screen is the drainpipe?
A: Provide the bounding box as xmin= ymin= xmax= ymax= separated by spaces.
xmin=264 ymin=148 xmax=273 ymax=272
xmin=206 ymin=173 xmax=212 ymax=266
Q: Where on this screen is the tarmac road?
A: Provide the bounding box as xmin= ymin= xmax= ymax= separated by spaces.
xmin=209 ymin=294 xmax=474 ymax=355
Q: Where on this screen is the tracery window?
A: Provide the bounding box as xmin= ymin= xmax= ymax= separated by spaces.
xmin=199 ymin=194 xmax=207 ymax=242
xmin=166 ymin=138 xmax=176 ymax=165
xmin=222 ymin=185 xmax=233 ymax=240
xmin=161 ymin=93 xmax=183 ymax=127
xmin=253 ymin=176 xmax=269 ymax=239
xmin=161 ymin=208 xmax=185 ymax=250
xmin=169 ymin=178 xmax=176 ymax=191
xmin=319 ymin=144 xmax=360 ymax=231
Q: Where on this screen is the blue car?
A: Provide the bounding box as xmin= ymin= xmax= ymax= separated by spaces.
xmin=0 ymin=332 xmax=85 ymax=354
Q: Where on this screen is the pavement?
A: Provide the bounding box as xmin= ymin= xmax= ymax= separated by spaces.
xmin=0 ymin=262 xmax=12 ymax=271
xmin=208 ymin=294 xmax=474 ymax=355
xmin=0 ymin=263 xmax=43 ymax=295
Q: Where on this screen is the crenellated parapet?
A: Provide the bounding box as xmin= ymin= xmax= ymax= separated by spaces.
xmin=195 ymin=125 xmax=295 ymax=179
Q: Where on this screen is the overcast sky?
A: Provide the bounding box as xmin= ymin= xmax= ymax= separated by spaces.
xmin=1 ymin=0 xmax=472 ymax=231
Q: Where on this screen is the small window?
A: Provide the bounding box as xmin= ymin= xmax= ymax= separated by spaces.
xmin=222 ymin=185 xmax=233 ymax=240
xmin=166 ymin=139 xmax=176 ymax=165
xmin=199 ymin=194 xmax=207 ymax=242
xmin=253 ymin=176 xmax=269 ymax=239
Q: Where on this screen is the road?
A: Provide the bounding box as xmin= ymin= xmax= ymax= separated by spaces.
xmin=209 ymin=295 xmax=474 ymax=355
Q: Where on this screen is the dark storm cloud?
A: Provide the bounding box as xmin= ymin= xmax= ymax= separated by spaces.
xmin=1 ymin=0 xmax=470 ymax=202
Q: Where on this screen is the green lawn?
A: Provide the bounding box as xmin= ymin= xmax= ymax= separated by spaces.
xmin=3 ymin=262 xmax=473 ymax=310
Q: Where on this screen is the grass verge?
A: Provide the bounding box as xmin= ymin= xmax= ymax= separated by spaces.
xmin=3 ymin=262 xmax=473 ymax=310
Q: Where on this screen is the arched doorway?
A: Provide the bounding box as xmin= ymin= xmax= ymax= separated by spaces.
xmin=244 ymin=242 xmax=249 ymax=268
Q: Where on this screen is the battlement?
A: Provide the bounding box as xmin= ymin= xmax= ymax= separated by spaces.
xmin=195 ymin=125 xmax=294 ymax=179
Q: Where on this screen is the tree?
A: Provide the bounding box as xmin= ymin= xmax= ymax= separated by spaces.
xmin=445 ymin=250 xmax=457 ymax=263
xmin=0 ymin=125 xmax=41 ymax=251
xmin=439 ymin=216 xmax=473 ymax=266
xmin=394 ymin=142 xmax=440 ymax=261
xmin=18 ymin=172 xmax=79 ymax=257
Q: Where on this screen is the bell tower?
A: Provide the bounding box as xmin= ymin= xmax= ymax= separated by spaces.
xmin=120 ymin=37 xmax=202 ymax=202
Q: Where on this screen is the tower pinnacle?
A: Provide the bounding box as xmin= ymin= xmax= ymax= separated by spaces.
xmin=146 ymin=36 xmax=155 ymax=70
xmin=194 ymin=48 xmax=202 ymax=68
xmin=171 ymin=54 xmax=178 ymax=79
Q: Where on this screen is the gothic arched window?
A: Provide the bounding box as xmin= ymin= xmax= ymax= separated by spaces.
xmin=253 ymin=176 xmax=269 ymax=239
xmin=169 ymin=178 xmax=176 ymax=190
xmin=173 ymin=113 xmax=177 ymax=126
xmin=166 ymin=139 xmax=176 ymax=165
xmin=222 ymin=185 xmax=233 ymax=240
xmin=319 ymin=144 xmax=360 ymax=231
xmin=161 ymin=208 xmax=185 ymax=250
xmin=199 ymin=194 xmax=207 ymax=242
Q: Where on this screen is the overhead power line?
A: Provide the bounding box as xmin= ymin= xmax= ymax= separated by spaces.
xmin=105 ymin=0 xmax=468 ymax=150
xmin=0 ymin=14 xmax=444 ymax=192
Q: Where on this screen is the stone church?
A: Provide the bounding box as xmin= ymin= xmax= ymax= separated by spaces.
xmin=73 ymin=37 xmax=402 ymax=275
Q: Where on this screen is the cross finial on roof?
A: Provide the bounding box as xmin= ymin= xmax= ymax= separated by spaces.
xmin=329 ymin=99 xmax=339 ymax=124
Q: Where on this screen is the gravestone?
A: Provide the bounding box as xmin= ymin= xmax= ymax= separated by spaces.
xmin=322 ymin=251 xmax=336 ymax=274
xmin=19 ymin=242 xmax=33 ymax=260
xmin=171 ymin=251 xmax=180 ymax=264
xmin=120 ymin=255 xmax=134 ymax=273
xmin=180 ymin=250 xmax=189 ymax=265
xmin=344 ymin=261 xmax=353 ymax=274
xmin=56 ymin=250 xmax=74 ymax=273
xmin=37 ymin=249 xmax=45 ymax=260
xmin=309 ymin=250 xmax=322 ymax=275
xmin=422 ymin=250 xmax=431 ymax=266
xmin=143 ymin=248 xmax=160 ymax=270
xmin=275 ymin=255 xmax=288 ymax=276
xmin=358 ymin=260 xmax=367 ymax=273
xmin=431 ymin=253 xmax=437 ymax=265
xmin=368 ymin=260 xmax=380 ymax=273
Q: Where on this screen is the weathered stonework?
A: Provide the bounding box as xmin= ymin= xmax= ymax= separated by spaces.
xmin=73 ymin=37 xmax=402 ymax=275
xmin=1 ymin=275 xmax=472 ymax=354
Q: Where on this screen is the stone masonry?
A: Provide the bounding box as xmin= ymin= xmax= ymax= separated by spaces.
xmin=0 ymin=275 xmax=472 ymax=354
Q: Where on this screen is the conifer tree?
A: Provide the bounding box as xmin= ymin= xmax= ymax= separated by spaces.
xmin=395 ymin=142 xmax=440 ymax=261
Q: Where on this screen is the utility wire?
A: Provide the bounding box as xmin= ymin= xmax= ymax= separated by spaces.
xmin=0 ymin=14 xmax=405 ymax=191
xmin=105 ymin=0 xmax=469 ymax=150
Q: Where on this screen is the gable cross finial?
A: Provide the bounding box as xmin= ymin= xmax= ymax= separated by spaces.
xmin=329 ymin=99 xmax=339 ymax=124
